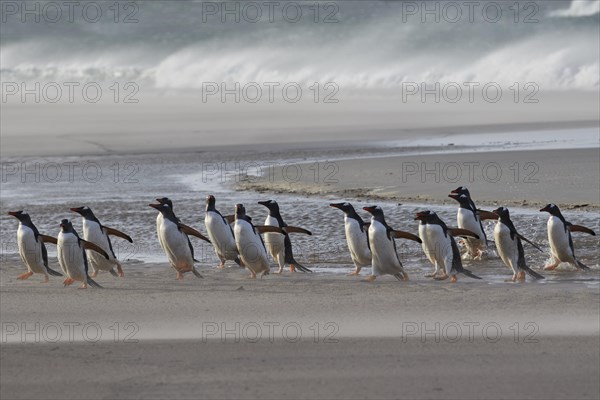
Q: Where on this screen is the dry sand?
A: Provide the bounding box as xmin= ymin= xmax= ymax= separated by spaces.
xmin=1 ymin=261 xmax=599 ymax=399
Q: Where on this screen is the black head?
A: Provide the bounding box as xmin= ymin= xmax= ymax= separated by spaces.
xmin=448 ymin=193 xmax=470 ymax=206
xmin=493 ymin=207 xmax=510 ymax=221
xmin=156 ymin=197 xmax=173 ymax=209
xmin=258 ymin=200 xmax=280 ymax=215
xmin=206 ymin=195 xmax=216 ymax=210
xmin=60 ymin=219 xmax=74 ymax=233
xmin=7 ymin=210 xmax=31 ymax=223
xmin=450 ymin=186 xmax=470 ymax=197
xmin=329 ymin=202 xmax=356 ymax=216
xmin=149 ymin=202 xmax=173 ymax=217
xmin=414 ymin=210 xmax=437 ymax=224
xmin=70 ymin=206 xmax=95 ymax=219
xmin=235 ymin=203 xmax=246 ymax=219
xmin=540 ymin=203 xmax=561 ymax=217
xmin=362 ymin=205 xmax=384 ymax=218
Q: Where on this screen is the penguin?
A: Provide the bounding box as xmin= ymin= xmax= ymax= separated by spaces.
xmin=56 ymin=219 xmax=105 ymax=289
xmin=7 ymin=211 xmax=62 ymax=282
xmin=362 ymin=206 xmax=422 ymax=282
xmin=540 ymin=204 xmax=595 ymax=271
xmin=448 ymin=187 xmax=495 ymax=259
xmin=70 ymin=206 xmax=133 ymax=278
xmin=492 ymin=207 xmax=545 ymax=282
xmin=258 ymin=200 xmax=312 ymax=273
xmin=204 ymin=195 xmax=242 ymax=268
xmin=149 ymin=202 xmax=208 ymax=279
xmin=415 ymin=210 xmax=482 ymax=282
xmin=233 ymin=204 xmax=284 ymax=279
xmin=330 ymin=202 xmax=371 ymax=275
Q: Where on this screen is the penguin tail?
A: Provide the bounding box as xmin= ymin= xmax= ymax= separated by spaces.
xmin=87 ymin=276 xmax=103 ymax=289
xmin=109 ymin=268 xmax=119 ymax=278
xmin=234 ymin=256 xmax=244 ymax=267
xmin=524 ymin=267 xmax=545 ymax=280
xmin=192 ymin=268 xmax=204 ymax=279
xmin=575 ymin=259 xmax=590 ymax=271
xmin=46 ymin=267 xmax=63 ymax=277
xmin=461 ymin=268 xmax=482 ymax=280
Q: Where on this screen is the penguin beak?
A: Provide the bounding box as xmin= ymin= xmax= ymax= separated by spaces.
xmin=450 ymin=188 xmax=460 ymax=194
xmin=7 ymin=211 xmax=20 ymax=217
xmin=329 ymin=203 xmax=343 ymax=210
xmin=69 ymin=207 xmax=84 ymax=214
xmin=362 ymin=206 xmax=376 ymax=214
xmin=257 ymin=200 xmax=270 ymax=207
xmin=448 ymin=194 xmax=459 ymax=201
xmin=539 ymin=205 xmax=550 ymax=212
xmin=414 ymin=212 xmax=426 ymax=221
xmin=149 ymin=203 xmax=161 ymax=210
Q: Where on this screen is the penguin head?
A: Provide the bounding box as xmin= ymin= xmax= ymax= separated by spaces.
xmin=155 ymin=197 xmax=173 ymax=209
xmin=235 ymin=203 xmax=246 ymax=219
xmin=450 ymin=186 xmax=470 ymax=197
xmin=493 ymin=207 xmax=510 ymax=221
xmin=258 ymin=200 xmax=279 ymax=215
xmin=414 ymin=210 xmax=436 ymax=224
xmin=7 ymin=210 xmax=32 ymax=224
xmin=448 ymin=193 xmax=470 ymax=206
xmin=206 ymin=195 xmax=216 ymax=210
xmin=362 ymin=205 xmax=383 ymax=217
xmin=149 ymin=202 xmax=171 ymax=216
xmin=69 ymin=206 xmax=94 ymax=219
xmin=540 ymin=203 xmax=561 ymax=216
xmin=329 ymin=202 xmax=355 ymax=215
xmin=60 ymin=219 xmax=73 ymax=232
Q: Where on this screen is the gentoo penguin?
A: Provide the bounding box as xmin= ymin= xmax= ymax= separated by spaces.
xmin=204 ymin=195 xmax=242 ymax=268
xmin=415 ymin=210 xmax=482 ymax=282
xmin=540 ymin=204 xmax=595 ymax=270
xmin=492 ymin=207 xmax=544 ymax=282
xmin=448 ymin=187 xmax=495 ymax=259
xmin=70 ymin=206 xmax=132 ymax=278
xmin=258 ymin=200 xmax=312 ymax=273
xmin=149 ymin=202 xmax=207 ymax=279
xmin=362 ymin=206 xmax=422 ymax=282
xmin=330 ymin=202 xmax=371 ymax=275
xmin=233 ymin=204 xmax=284 ymax=279
xmin=7 ymin=211 xmax=62 ymax=282
xmin=56 ymin=219 xmax=105 ymax=289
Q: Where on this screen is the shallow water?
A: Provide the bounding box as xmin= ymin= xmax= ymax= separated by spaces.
xmin=1 ymin=151 xmax=598 ymax=285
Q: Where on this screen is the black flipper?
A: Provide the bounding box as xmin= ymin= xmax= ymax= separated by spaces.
xmin=86 ymin=276 xmax=103 ymax=289
xmin=283 ymin=234 xmax=312 ymax=273
xmin=517 ymin=239 xmax=544 ymax=279
xmin=450 ymin=237 xmax=482 ymax=279
xmin=192 ymin=268 xmax=204 ymax=278
xmin=109 ymin=269 xmax=119 ymax=277
xmin=575 ymin=259 xmax=590 ymax=270
xmin=233 ymin=256 xmax=243 ymax=267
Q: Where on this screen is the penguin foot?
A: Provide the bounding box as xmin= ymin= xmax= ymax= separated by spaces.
xmin=78 ymin=282 xmax=88 ymax=289
xmin=90 ymin=271 xmax=98 ymax=278
xmin=289 ymin=264 xmax=296 ymax=273
xmin=517 ymin=271 xmax=526 ymax=281
xmin=117 ymin=264 xmax=124 ymax=277
xmin=248 ymin=273 xmax=257 ymax=279
xmin=63 ymin=278 xmax=75 ymax=286
xmin=434 ymin=274 xmax=449 ymax=281
xmin=450 ymin=275 xmax=458 ymax=283
xmin=348 ymin=270 xmax=360 ymax=276
xmin=273 ymin=268 xmax=284 ymax=275
xmin=363 ymin=275 xmax=377 ymax=282
xmin=175 ymin=272 xmax=184 ymax=280
xmin=17 ymin=271 xmax=34 ymax=280
xmin=42 ymin=275 xmax=49 ymax=283
xmin=543 ymin=264 xmax=559 ymax=271
xmin=217 ymin=263 xmax=226 ymax=269
xmin=424 ymin=272 xmax=437 ymax=278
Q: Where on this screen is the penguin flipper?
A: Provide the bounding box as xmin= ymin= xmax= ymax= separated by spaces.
xmin=477 ymin=210 xmax=498 ymax=221
xmin=86 ymin=276 xmax=103 ymax=288
xmin=104 ymin=227 xmax=134 ymax=243
xmin=192 ymin=268 xmax=204 ymax=279
xmin=81 ymin=240 xmax=110 ymax=260
xmin=450 ymin=237 xmax=481 ymax=279
xmin=255 ymin=226 xmax=285 ymax=234
xmin=179 ymin=224 xmax=211 ymax=243
xmin=46 ymin=267 xmax=63 ymax=277
xmin=223 ymin=215 xmax=235 ymax=224
xmin=575 ymin=259 xmax=590 ymax=270
xmin=38 ymin=234 xmax=58 ymax=245
xmin=568 ymin=224 xmax=596 ymax=236
xmin=282 ymin=226 xmax=312 ymax=235
xmin=109 ymin=269 xmax=119 ymax=277
xmin=516 ymin=233 xmax=544 ymax=252
xmin=448 ymin=228 xmax=480 ymax=240
xmin=391 ymin=230 xmax=422 ymax=243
